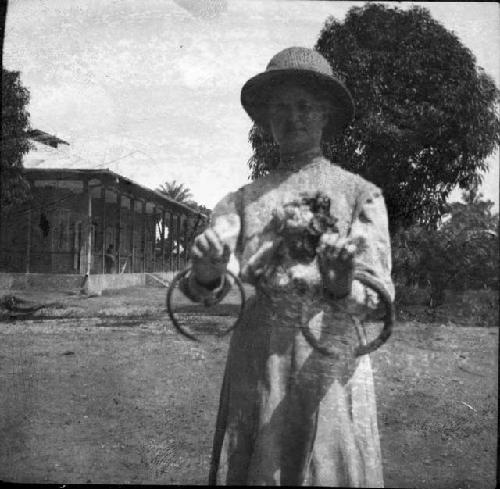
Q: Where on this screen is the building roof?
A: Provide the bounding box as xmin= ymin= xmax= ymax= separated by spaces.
xmin=27 ymin=129 xmax=70 ymax=148
xmin=24 ymin=168 xmax=208 ymax=218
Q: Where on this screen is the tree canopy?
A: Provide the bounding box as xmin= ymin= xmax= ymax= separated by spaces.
xmin=248 ymin=3 xmax=500 ymax=231
xmin=157 ymin=179 xmax=211 ymax=216
xmin=157 ymin=180 xmax=194 ymax=204
xmin=1 ymin=69 xmax=32 ymax=211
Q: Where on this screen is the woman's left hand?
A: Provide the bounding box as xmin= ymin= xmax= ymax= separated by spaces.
xmin=317 ymin=232 xmax=365 ymax=298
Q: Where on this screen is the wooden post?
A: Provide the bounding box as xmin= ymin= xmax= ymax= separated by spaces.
xmin=85 ymin=179 xmax=92 ymax=276
xmin=161 ymin=209 xmax=166 ymax=273
xmin=142 ymin=201 xmax=147 ymax=273
xmin=176 ymin=213 xmax=181 ymax=271
xmin=101 ymin=185 xmax=106 ymax=274
xmin=117 ymin=191 xmax=122 ymax=272
xmin=25 ymin=208 xmax=32 ymax=273
xmin=169 ymin=213 xmax=174 ymax=271
xmin=183 ymin=214 xmax=189 ymax=268
xmin=50 ymin=209 xmax=55 ymax=273
xmin=130 ymin=198 xmax=135 ymax=273
xmin=152 ymin=205 xmax=157 ymax=272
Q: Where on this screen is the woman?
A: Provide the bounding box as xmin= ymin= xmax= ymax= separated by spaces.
xmin=182 ymin=47 xmax=394 ymax=486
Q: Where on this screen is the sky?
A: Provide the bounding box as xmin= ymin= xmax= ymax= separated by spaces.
xmin=4 ymin=0 xmax=500 ymax=210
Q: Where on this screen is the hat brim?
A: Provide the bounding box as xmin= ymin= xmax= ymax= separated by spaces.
xmin=241 ymin=69 xmax=355 ymax=139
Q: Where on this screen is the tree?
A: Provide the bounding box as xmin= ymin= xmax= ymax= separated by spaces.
xmin=157 ymin=180 xmax=194 ymax=204
xmin=156 ymin=180 xmax=211 ymax=253
xmin=248 ymin=3 xmax=500 ymax=231
xmin=156 ymin=179 xmax=211 ymax=222
xmin=392 ymin=194 xmax=498 ymax=305
xmin=1 ymin=69 xmax=33 ymax=211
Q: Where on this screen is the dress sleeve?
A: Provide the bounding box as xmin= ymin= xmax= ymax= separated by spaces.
xmin=334 ymin=186 xmax=395 ymax=319
xmin=179 ymin=189 xmax=242 ymax=305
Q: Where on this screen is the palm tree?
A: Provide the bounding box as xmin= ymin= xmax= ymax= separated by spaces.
xmin=157 ymin=180 xmax=193 ymax=203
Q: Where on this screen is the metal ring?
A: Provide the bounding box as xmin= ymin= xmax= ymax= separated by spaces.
xmin=166 ymin=267 xmax=246 ymax=342
xmin=300 ymin=269 xmax=395 ymax=357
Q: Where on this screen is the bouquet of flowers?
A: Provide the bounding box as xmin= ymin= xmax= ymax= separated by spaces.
xmin=271 ymin=191 xmax=338 ymax=263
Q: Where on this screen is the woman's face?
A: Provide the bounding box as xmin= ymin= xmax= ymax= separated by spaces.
xmin=267 ymin=83 xmax=330 ymax=155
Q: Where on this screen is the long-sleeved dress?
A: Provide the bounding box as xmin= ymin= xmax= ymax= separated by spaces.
xmin=184 ymin=157 xmax=394 ymax=486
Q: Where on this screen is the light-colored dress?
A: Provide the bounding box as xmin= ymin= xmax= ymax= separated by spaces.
xmin=185 ymin=157 xmax=394 ymax=486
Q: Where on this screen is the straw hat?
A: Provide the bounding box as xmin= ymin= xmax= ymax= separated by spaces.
xmin=241 ymin=47 xmax=354 ymax=138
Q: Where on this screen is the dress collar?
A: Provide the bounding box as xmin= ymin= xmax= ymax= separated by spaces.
xmin=275 ymin=154 xmax=325 ymax=173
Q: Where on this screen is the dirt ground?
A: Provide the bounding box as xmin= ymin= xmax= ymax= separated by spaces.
xmin=0 ymin=286 xmax=497 ymax=487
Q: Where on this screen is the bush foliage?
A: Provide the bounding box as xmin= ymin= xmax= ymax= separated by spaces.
xmin=392 ymin=189 xmax=498 ymax=305
xmin=1 ymin=69 xmax=32 ymax=211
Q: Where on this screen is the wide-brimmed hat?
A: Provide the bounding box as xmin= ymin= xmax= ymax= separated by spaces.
xmin=241 ymin=47 xmax=354 ymax=138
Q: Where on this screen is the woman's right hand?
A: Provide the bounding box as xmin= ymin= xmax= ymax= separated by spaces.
xmin=190 ymin=229 xmax=230 ymax=286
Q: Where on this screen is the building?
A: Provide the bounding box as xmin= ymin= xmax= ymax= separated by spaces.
xmin=0 ymin=167 xmax=208 ymax=291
